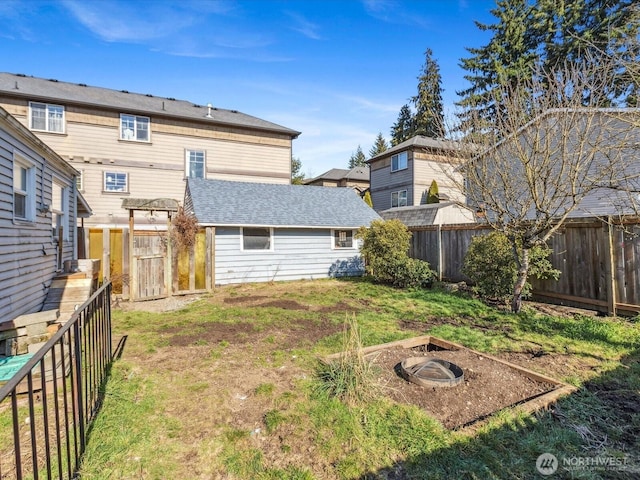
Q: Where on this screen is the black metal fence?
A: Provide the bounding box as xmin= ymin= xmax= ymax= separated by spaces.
xmin=0 ymin=282 xmax=112 ymax=479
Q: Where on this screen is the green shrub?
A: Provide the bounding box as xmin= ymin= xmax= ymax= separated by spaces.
xmin=462 ymin=231 xmax=559 ymax=302
xmin=356 ymin=219 xmax=435 ymax=288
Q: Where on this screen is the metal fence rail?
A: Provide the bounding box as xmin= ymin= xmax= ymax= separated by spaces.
xmin=0 ymin=282 xmax=112 ymax=479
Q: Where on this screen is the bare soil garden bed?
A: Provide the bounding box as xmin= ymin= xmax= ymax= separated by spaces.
xmin=334 ymin=336 xmax=576 ymax=429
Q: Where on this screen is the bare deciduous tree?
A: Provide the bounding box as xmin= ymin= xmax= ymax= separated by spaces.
xmin=441 ymin=55 xmax=640 ymax=312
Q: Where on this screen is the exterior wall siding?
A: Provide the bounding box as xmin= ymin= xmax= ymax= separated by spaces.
xmin=0 ymin=120 xmax=77 ymax=322
xmin=214 ymin=228 xmax=364 ymax=285
xmin=412 ymin=153 xmax=465 ymax=204
xmin=369 ymin=154 xmax=414 ymax=211
xmin=0 ymin=99 xmax=294 ymax=228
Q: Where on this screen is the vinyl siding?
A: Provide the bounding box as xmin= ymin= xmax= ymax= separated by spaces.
xmin=0 ymin=100 xmax=293 ymax=228
xmin=369 ymin=153 xmax=414 ymax=211
xmin=215 ymin=228 xmax=364 ymax=285
xmin=0 ymin=122 xmax=77 ymax=322
xmin=412 ymin=152 xmax=466 ymax=204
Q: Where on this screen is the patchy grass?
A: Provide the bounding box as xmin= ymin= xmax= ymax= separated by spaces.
xmin=76 ymin=278 xmax=640 ymax=479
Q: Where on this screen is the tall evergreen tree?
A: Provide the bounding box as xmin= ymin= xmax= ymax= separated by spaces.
xmin=457 ymin=0 xmax=640 ymax=137
xmin=348 ymin=145 xmax=367 ymax=168
xmin=390 ymin=104 xmax=414 ymax=146
xmin=412 ymin=48 xmax=445 ymax=138
xmin=456 ymin=0 xmax=537 ymax=137
xmin=369 ymin=132 xmax=388 ymax=158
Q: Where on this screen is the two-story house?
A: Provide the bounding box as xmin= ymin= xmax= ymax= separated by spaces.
xmin=0 ymin=73 xmax=301 ymax=231
xmin=367 ymin=135 xmax=467 ymax=210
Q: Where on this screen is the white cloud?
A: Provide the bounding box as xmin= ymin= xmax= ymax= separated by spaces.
xmin=361 ymin=0 xmax=433 ymax=29
xmin=285 ymin=11 xmax=322 ymax=40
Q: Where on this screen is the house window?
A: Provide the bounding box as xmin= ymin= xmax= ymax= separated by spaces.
xmin=391 ymin=190 xmax=408 ymax=208
xmin=334 ymin=230 xmax=354 ymax=249
xmin=391 ymin=151 xmax=408 ymax=172
xmin=29 ymin=102 xmax=65 ymax=133
xmin=242 ymin=227 xmax=272 ymax=250
xmin=52 ymin=179 xmax=69 ymax=241
xmin=120 ymin=114 xmax=150 ymax=142
xmin=104 ymin=172 xmax=128 ymax=192
xmin=13 ymin=156 xmax=35 ymax=221
xmin=186 ymin=150 xmax=205 ymax=179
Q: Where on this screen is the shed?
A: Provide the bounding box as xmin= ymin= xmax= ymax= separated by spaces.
xmin=379 ymin=202 xmax=476 ymax=228
xmin=184 ymin=178 xmax=381 ymax=285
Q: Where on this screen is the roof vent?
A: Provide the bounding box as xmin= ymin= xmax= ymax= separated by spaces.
xmin=231 ymin=110 xmax=238 ymax=113
xmin=14 ymin=81 xmax=18 ymax=90
xmin=121 ymin=90 xmax=129 ymax=94
xmin=146 ymin=94 xmax=153 ymax=97
xmin=167 ymin=97 xmax=176 ymax=101
xmin=16 ymin=73 xmax=26 ymax=77
xmin=193 ymin=104 xmax=201 ymax=108
xmin=49 ymin=79 xmax=58 ymax=82
xmin=206 ymin=103 xmax=213 ymax=118
xmin=78 ymin=83 xmax=87 ymax=87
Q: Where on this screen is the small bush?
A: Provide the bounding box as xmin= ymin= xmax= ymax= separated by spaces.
xmin=357 ymin=219 xmax=435 ymax=289
xmin=462 ymin=231 xmax=559 ymax=303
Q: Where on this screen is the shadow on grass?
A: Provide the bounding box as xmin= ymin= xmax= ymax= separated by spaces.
xmin=359 ymin=349 xmax=640 ymax=480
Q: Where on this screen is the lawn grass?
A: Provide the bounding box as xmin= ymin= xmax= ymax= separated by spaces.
xmin=77 ymin=278 xmax=640 ymax=479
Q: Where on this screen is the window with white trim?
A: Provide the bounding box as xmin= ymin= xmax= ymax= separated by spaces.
xmin=104 ymin=172 xmax=128 ymax=192
xmin=51 ymin=179 xmax=69 ymax=241
xmin=186 ymin=150 xmax=205 ymax=179
xmin=242 ymin=227 xmax=272 ymax=250
xmin=333 ymin=230 xmax=354 ymax=249
xmin=391 ymin=190 xmax=408 ymax=208
xmin=120 ymin=114 xmax=150 ymax=141
xmin=75 ymin=170 xmax=84 ymax=191
xmin=13 ymin=156 xmax=35 ymax=221
xmin=29 ymin=102 xmax=65 ymax=133
xmin=391 ymin=151 xmax=408 ymax=172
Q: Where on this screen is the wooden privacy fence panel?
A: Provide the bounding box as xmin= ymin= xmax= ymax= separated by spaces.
xmin=409 ymin=225 xmax=490 ymax=282
xmin=408 ymin=218 xmax=640 ymax=315
xmin=87 ymin=227 xmax=214 ymax=300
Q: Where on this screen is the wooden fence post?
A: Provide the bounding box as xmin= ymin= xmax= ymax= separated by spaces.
xmin=604 ymin=218 xmax=617 ymax=316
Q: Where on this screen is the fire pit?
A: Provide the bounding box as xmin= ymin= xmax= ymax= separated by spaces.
xmin=400 ymin=357 xmax=464 ymax=387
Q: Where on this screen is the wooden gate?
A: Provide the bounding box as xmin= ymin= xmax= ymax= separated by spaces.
xmin=133 ymin=231 xmax=168 ymax=300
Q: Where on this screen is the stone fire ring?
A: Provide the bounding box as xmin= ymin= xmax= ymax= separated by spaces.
xmin=400 ymin=357 xmax=464 ymax=388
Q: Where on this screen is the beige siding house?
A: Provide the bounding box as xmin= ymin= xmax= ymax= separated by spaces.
xmin=367 ymin=136 xmax=467 ymax=214
xmin=0 ymin=106 xmax=84 ymax=322
xmin=0 ymin=73 xmax=300 ymax=230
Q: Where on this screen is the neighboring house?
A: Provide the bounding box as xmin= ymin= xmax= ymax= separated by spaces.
xmin=184 ymin=178 xmax=381 ymax=285
xmin=0 ymin=106 xmax=86 ymax=322
xmin=0 ymin=72 xmax=300 ymax=230
xmin=367 ymin=135 xmax=465 ymax=212
xmin=470 ymin=108 xmax=640 ymax=222
xmin=303 ymin=166 xmax=370 ymax=195
xmin=379 ymin=202 xmax=476 ymax=227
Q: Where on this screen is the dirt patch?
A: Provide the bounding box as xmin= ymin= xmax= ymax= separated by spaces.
xmin=259 ymin=299 xmax=310 ymax=310
xmin=368 ymin=346 xmax=557 ymax=429
xmin=223 ymin=295 xmax=268 ymax=305
xmin=162 ymin=318 xmax=342 ymax=349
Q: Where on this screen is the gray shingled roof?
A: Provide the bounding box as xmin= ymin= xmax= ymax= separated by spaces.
xmin=0 ymin=73 xmax=300 ymax=137
xmin=186 ymin=178 xmax=380 ymax=228
xmin=368 ymin=135 xmax=461 ymax=162
xmin=304 ymin=166 xmax=369 ymax=184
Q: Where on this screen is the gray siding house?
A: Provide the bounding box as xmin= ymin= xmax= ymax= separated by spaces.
xmin=184 ymin=179 xmax=380 ymax=285
xmin=0 ymin=106 xmax=85 ymax=322
xmin=367 ymin=136 xmax=467 ymax=214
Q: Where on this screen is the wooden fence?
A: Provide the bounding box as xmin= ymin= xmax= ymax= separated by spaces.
xmin=409 ymin=218 xmax=640 ymax=315
xmin=86 ymin=227 xmax=215 ymax=301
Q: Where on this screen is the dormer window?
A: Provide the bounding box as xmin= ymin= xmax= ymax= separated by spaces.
xmin=391 ymin=151 xmax=408 ymax=172
xmin=120 ymin=114 xmax=150 ymax=142
xmin=29 ymin=102 xmax=65 ymax=133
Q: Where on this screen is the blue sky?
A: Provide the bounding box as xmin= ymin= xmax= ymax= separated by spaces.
xmin=0 ymin=0 xmax=496 ymax=177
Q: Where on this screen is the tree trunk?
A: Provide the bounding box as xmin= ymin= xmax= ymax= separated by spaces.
xmin=511 ymin=248 xmax=530 ymax=313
